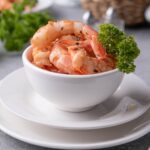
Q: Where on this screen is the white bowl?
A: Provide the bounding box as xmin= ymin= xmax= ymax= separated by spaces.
xmin=22 ymin=46 xmax=124 ymax=112
xmin=31 ymin=0 xmax=53 ymax=12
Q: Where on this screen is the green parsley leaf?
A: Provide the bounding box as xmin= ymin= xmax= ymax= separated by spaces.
xmin=0 ymin=1 xmax=53 ymax=52
xmin=99 ymin=24 xmax=140 ymax=73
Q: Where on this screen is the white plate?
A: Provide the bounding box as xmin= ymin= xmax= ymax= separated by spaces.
xmin=0 ymin=102 xmax=149 ymax=149
xmin=31 ymin=0 xmax=53 ymax=12
xmin=0 ymin=68 xmax=150 ymax=130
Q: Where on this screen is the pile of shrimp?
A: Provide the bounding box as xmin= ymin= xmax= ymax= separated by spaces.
xmin=31 ymin=20 xmax=116 ymax=75
xmin=0 ymin=0 xmax=21 ymax=11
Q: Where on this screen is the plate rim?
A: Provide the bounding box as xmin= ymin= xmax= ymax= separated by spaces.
xmin=31 ymin=0 xmax=53 ymax=12
xmin=0 ymin=102 xmax=149 ymax=149
xmin=0 ymin=67 xmax=150 ymax=130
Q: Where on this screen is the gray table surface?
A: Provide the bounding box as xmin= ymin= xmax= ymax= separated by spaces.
xmin=0 ymin=3 xmax=150 ymax=150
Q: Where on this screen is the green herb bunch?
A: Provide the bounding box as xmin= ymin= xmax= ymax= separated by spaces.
xmin=0 ymin=1 xmax=53 ymax=52
xmin=99 ymin=24 xmax=140 ymax=73
xmin=22 ymin=0 xmax=38 ymax=8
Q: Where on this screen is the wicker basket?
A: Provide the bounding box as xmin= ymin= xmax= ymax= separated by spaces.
xmin=81 ymin=0 xmax=150 ymax=25
xmin=81 ymin=0 xmax=110 ymax=20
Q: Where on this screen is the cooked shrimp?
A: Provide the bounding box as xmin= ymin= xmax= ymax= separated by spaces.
xmin=31 ymin=20 xmax=106 ymax=58
xmin=97 ymin=56 xmax=116 ymax=72
xmin=32 ymin=48 xmax=51 ymax=68
xmin=31 ymin=20 xmax=116 ymax=75
xmin=50 ymin=40 xmax=96 ymax=74
xmin=68 ymin=42 xmax=115 ymax=74
xmin=69 ymin=48 xmax=114 ymax=74
xmin=50 ymin=43 xmax=96 ymax=74
xmin=68 ymin=47 xmax=87 ymax=73
xmin=49 ymin=44 xmax=75 ymax=74
xmin=90 ymin=35 xmax=107 ymax=58
xmin=0 ymin=0 xmax=12 ymax=11
xmin=0 ymin=0 xmax=22 ymax=11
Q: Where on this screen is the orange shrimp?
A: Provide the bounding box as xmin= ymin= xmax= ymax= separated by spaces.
xmin=32 ymin=48 xmax=52 ymax=68
xmin=31 ymin=20 xmax=115 ymax=75
xmin=0 ymin=0 xmax=12 ymax=11
xmin=0 ymin=0 xmax=23 ymax=11
xmin=31 ymin=20 xmax=106 ymax=58
xmin=49 ymin=44 xmax=75 ymax=74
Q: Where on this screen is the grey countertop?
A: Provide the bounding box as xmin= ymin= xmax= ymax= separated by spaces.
xmin=0 ymin=3 xmax=150 ymax=150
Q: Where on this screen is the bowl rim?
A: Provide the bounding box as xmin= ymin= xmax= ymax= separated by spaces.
xmin=22 ymin=46 xmax=122 ymax=79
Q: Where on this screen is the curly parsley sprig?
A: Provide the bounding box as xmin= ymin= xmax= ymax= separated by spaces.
xmin=99 ymin=24 xmax=140 ymax=73
xmin=0 ymin=1 xmax=53 ymax=52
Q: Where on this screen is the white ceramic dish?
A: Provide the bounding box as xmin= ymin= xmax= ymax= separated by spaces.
xmin=0 ymin=102 xmax=149 ymax=149
xmin=0 ymin=68 xmax=149 ymax=130
xmin=54 ymin=0 xmax=80 ymax=7
xmin=22 ymin=46 xmax=124 ymax=112
xmin=31 ymin=0 xmax=53 ymax=12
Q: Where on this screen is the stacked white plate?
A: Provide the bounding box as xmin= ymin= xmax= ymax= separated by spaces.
xmin=0 ymin=68 xmax=150 ymax=149
xmin=30 ymin=0 xmax=53 ymax=12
